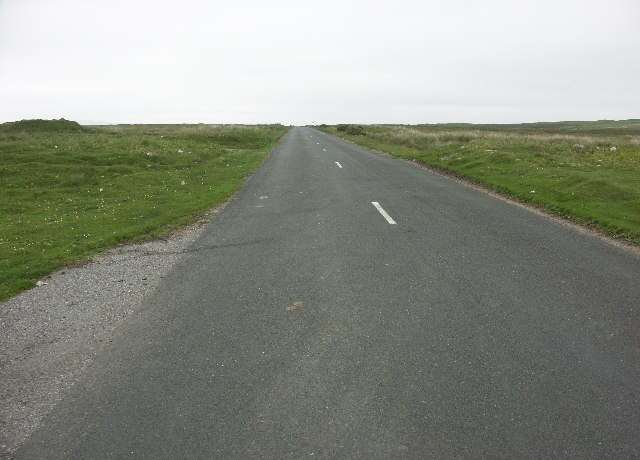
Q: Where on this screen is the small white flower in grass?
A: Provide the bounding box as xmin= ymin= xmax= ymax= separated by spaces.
xmin=181 ymin=180 xmax=186 ymax=185
xmin=99 ymin=188 xmax=103 ymax=192
xmin=530 ymin=190 xmax=535 ymax=193
xmin=54 ymin=145 xmax=58 ymax=148
xmin=178 ymin=149 xmax=183 ymax=153
xmin=610 ymin=146 xmax=617 ymax=152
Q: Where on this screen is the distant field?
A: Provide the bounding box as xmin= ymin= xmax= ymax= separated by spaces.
xmin=318 ymin=121 xmax=640 ymax=245
xmin=0 ymin=119 xmax=287 ymax=300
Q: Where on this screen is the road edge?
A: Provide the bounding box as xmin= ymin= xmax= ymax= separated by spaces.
xmin=313 ymin=128 xmax=640 ymax=256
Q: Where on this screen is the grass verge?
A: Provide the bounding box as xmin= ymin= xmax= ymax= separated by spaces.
xmin=317 ymin=121 xmax=640 ymax=245
xmin=0 ymin=120 xmax=288 ymax=300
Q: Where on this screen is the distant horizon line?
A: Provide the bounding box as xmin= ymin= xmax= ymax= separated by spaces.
xmin=2 ymin=117 xmax=639 ymax=127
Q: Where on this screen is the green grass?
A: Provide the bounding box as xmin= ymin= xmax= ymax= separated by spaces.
xmin=318 ymin=121 xmax=640 ymax=244
xmin=0 ymin=121 xmax=288 ymax=300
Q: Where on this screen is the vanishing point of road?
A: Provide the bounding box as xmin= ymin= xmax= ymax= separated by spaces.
xmin=17 ymin=127 xmax=640 ymax=458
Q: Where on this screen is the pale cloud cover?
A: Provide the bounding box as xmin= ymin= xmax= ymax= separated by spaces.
xmin=1 ymin=0 xmax=638 ymax=125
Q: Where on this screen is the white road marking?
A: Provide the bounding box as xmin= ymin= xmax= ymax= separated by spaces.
xmin=371 ymin=202 xmax=396 ymax=225
xmin=335 ymin=161 xmax=343 ymax=168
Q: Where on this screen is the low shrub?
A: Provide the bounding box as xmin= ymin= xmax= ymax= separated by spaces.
xmin=336 ymin=124 xmax=366 ymax=135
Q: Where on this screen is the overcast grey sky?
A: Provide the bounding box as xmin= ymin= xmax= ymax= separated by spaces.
xmin=1 ymin=0 xmax=638 ymax=125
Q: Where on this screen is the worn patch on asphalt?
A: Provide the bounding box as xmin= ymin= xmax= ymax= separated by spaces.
xmin=286 ymin=301 xmax=303 ymax=312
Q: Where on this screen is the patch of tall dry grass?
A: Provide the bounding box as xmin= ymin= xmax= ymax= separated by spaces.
xmin=368 ymin=126 xmax=636 ymax=149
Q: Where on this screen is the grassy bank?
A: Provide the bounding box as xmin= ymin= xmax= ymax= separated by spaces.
xmin=0 ymin=120 xmax=288 ymax=300
xmin=317 ymin=121 xmax=640 ymax=245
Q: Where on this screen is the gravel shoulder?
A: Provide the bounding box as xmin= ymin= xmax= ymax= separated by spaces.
xmin=0 ymin=210 xmax=217 ymax=457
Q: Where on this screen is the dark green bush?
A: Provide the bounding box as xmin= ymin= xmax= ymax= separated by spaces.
xmin=336 ymin=124 xmax=365 ymax=135
xmin=345 ymin=125 xmax=365 ymax=135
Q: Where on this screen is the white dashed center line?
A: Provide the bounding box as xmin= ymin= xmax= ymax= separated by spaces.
xmin=335 ymin=162 xmax=343 ymax=168
xmin=371 ymin=202 xmax=396 ymax=225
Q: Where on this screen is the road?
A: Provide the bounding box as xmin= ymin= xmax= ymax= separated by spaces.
xmin=17 ymin=127 xmax=640 ymax=457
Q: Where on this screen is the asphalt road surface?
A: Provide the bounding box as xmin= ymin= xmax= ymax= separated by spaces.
xmin=17 ymin=127 xmax=640 ymax=458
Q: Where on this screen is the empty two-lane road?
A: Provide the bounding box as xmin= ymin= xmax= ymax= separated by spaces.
xmin=18 ymin=127 xmax=640 ymax=458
